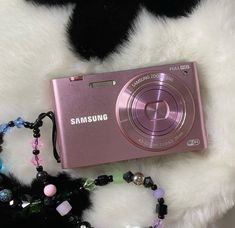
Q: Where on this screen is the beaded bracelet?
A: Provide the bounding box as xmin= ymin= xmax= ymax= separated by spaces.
xmin=0 ymin=112 xmax=167 ymax=228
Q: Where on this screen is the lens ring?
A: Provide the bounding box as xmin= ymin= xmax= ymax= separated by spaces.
xmin=116 ymin=72 xmax=195 ymax=151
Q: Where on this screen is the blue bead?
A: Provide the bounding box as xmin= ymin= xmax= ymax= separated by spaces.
xmin=14 ymin=117 xmax=25 ymax=128
xmin=0 ymin=159 xmax=2 ymax=170
xmin=0 ymin=189 xmax=13 ymax=203
xmin=0 ymin=124 xmax=9 ymax=133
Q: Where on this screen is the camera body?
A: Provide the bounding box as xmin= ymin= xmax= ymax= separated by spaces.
xmin=51 ymin=62 xmax=207 ymax=168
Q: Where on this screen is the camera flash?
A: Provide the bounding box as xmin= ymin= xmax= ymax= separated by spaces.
xmin=89 ymin=80 xmax=116 ymax=88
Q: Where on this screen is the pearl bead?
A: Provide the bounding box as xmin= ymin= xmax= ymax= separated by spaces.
xmin=133 ymin=172 xmax=145 ymax=185
xmin=44 ymin=184 xmax=57 ymax=197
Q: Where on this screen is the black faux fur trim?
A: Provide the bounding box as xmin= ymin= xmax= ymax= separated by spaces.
xmin=0 ymin=173 xmax=91 ymax=227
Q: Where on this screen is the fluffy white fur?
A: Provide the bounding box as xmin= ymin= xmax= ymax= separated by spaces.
xmin=0 ymin=0 xmax=235 ymax=227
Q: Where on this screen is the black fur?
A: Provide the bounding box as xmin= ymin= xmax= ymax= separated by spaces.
xmin=25 ymin=0 xmax=201 ymax=60
xmin=0 ymin=173 xmax=91 ymax=227
xmin=142 ymin=0 xmax=201 ymax=17
xmin=25 ymin=0 xmax=77 ymax=6
xmin=68 ymin=1 xmax=140 ymax=60
xmin=0 ymin=133 xmax=3 ymax=153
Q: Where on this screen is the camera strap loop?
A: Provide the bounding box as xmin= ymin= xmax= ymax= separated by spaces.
xmin=32 ymin=111 xmax=61 ymax=163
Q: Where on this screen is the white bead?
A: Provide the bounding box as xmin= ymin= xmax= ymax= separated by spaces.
xmin=56 ymin=200 xmax=72 ymax=216
xmin=22 ymin=201 xmax=30 ymax=208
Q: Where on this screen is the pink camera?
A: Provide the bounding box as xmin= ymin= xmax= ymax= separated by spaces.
xmin=51 ymin=62 xmax=207 ymax=168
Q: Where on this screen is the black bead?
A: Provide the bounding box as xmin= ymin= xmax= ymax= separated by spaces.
xmin=33 ymin=133 xmax=41 ymax=138
xmin=33 ymin=150 xmax=40 ymax=155
xmin=33 ymin=128 xmax=40 ymax=134
xmin=23 ymin=122 xmax=33 ymax=129
xmin=79 ymin=221 xmax=91 ymax=228
xmin=36 ymin=166 xmax=43 ymax=172
xmin=156 ymin=204 xmax=168 ymax=219
xmin=0 ymin=174 xmax=4 ymax=186
xmin=79 ymin=186 xmax=85 ymax=191
xmin=8 ymin=121 xmax=15 ymax=127
xmin=43 ymin=180 xmax=50 ymax=186
xmin=94 ymin=175 xmax=111 ymax=186
xmin=44 ymin=197 xmax=54 ymax=207
xmin=0 ymin=133 xmax=3 ymax=144
xmin=143 ymin=177 xmax=154 ymax=188
xmin=158 ymin=198 xmax=165 ymax=204
xmin=68 ymin=214 xmax=80 ymax=225
xmin=108 ymin=175 xmax=113 ymax=182
xmin=123 ymin=171 xmax=134 ymax=183
xmin=36 ymin=171 xmax=48 ymax=182
xmin=151 ymin=184 xmax=158 ymax=190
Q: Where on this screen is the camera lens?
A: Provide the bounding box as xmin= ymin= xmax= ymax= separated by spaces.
xmin=116 ymin=72 xmax=195 ymax=151
xmin=131 ymin=86 xmax=181 ymax=136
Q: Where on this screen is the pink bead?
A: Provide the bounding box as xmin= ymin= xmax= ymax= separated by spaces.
xmin=31 ymin=138 xmax=43 ymax=150
xmin=31 ymin=155 xmax=43 ymax=167
xmin=153 ymin=218 xmax=164 ymax=228
xmin=153 ymin=188 xmax=165 ymax=199
xmin=44 ymin=184 xmax=57 ymax=197
xmin=56 ymin=200 xmax=72 ymax=216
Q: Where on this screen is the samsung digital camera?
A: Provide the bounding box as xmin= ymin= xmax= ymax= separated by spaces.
xmin=51 ymin=62 xmax=207 ymax=168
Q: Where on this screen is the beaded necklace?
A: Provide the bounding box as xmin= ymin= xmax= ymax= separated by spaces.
xmin=0 ymin=112 xmax=167 ymax=228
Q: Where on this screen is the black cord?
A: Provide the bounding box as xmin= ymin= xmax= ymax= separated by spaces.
xmin=47 ymin=111 xmax=61 ymax=163
xmin=0 ymin=133 xmax=3 ymax=153
xmin=30 ymin=111 xmax=61 ymax=163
